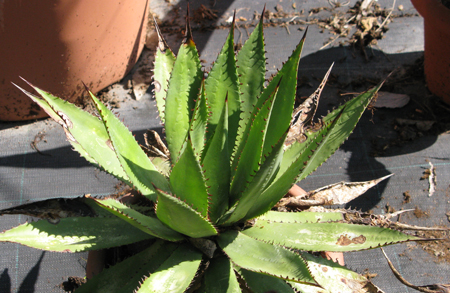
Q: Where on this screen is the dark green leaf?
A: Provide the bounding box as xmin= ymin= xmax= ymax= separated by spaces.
xmin=91 ymin=197 xmax=184 ymax=241
xmin=235 ymin=11 xmax=266 ymax=151
xmin=137 ymin=243 xmax=202 ymax=293
xmin=236 ymin=267 xmax=295 ymax=293
xmin=257 ymin=30 xmax=306 ymax=159
xmin=201 ymin=100 xmax=230 ymax=222
xmin=170 ymin=140 xmax=209 ymax=217
xmin=76 ymin=240 xmax=177 ymax=293
xmin=164 ymin=35 xmax=203 ymax=162
xmin=229 ymin=82 xmax=280 ymax=204
xmin=217 ymin=230 xmax=318 ymax=286
xmin=203 ymin=256 xmax=241 ymax=293
xmin=204 ymin=18 xmax=240 ymax=151
xmin=155 ymin=187 xmax=218 ymax=238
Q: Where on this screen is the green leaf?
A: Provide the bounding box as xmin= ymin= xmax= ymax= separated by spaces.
xmin=257 ymin=30 xmax=306 ymax=159
xmin=230 ymin=82 xmax=280 ymax=204
xmin=90 ymin=197 xmax=184 ymax=242
xmin=242 ymin=221 xmax=421 ymax=252
xmin=288 ymin=252 xmax=369 ymax=293
xmin=76 ymin=240 xmax=178 ymax=293
xmin=203 ymin=256 xmax=241 ymax=293
xmin=217 ymin=230 xmax=318 ymax=286
xmin=250 ymin=84 xmax=382 ymax=220
xmin=244 ymin=107 xmax=345 ymax=220
xmin=189 ymin=79 xmax=208 ymax=158
xmin=297 ymin=85 xmax=382 ymax=181
xmin=204 ymin=17 xmax=240 ymax=150
xmin=236 ymin=267 xmax=295 ymax=293
xmin=14 ymin=82 xmax=130 ymax=185
xmin=152 ymin=20 xmax=176 ymax=123
xmin=221 ymin=131 xmax=286 ymax=225
xmin=235 ymin=10 xmax=266 ymax=150
xmin=170 ymin=139 xmax=209 ymax=217
xmin=0 ymin=217 xmax=153 ymax=252
xmin=155 ymin=187 xmax=218 ymax=238
xmin=89 ymin=90 xmax=170 ymax=201
xmin=256 ymin=211 xmax=343 ymax=223
xmin=201 ymin=100 xmax=230 ymax=223
xmin=137 ymin=243 xmax=202 ymax=293
xmin=164 ymin=32 xmax=203 ymax=162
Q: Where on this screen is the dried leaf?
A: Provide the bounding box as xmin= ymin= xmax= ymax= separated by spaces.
xmin=277 ymin=174 xmax=393 ymax=207
xmin=361 ymin=17 xmax=378 ymax=32
xmin=374 ymin=91 xmax=410 ymax=108
xmin=143 ymin=130 xmax=170 ymax=159
xmin=285 ymin=64 xmax=333 ymax=145
xmin=396 ymin=118 xmax=435 ymax=132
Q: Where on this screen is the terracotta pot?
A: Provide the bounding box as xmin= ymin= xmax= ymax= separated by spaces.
xmin=411 ymin=0 xmax=450 ymax=105
xmin=0 ymin=0 xmax=149 ymax=121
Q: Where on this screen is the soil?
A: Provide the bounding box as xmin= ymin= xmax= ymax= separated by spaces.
xmin=58 ymin=276 xmax=86 ymax=292
xmin=385 ymin=203 xmax=396 ymax=214
xmin=415 ymin=229 xmax=450 ymax=263
xmin=413 ymin=206 xmax=429 ymax=219
xmin=402 ymin=191 xmax=411 ymax=204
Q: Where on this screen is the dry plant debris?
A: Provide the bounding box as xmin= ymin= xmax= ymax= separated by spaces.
xmin=30 ymin=131 xmax=50 ymax=156
xmin=373 ymin=91 xmax=410 ymax=109
xmin=381 ymin=247 xmax=450 ymax=293
xmin=276 ymin=174 xmax=393 ymax=208
xmin=149 ymin=1 xmax=407 ymax=51
xmin=421 ymin=161 xmax=437 ymax=197
xmin=193 ymin=4 xmax=218 ymax=24
xmin=415 ymin=229 xmax=450 ymax=263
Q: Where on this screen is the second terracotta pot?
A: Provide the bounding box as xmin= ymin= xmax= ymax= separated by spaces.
xmin=0 ymin=0 xmax=149 ymax=121
xmin=411 ymin=0 xmax=450 ymax=105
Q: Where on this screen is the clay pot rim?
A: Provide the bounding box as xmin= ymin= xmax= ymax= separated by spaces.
xmin=411 ymin=0 xmax=450 ymax=27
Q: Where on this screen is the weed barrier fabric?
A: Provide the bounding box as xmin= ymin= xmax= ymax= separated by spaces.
xmin=0 ymin=0 xmax=448 ymax=291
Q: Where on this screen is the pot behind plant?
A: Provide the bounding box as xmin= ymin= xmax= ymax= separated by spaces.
xmin=0 ymin=0 xmax=149 ymax=121
xmin=411 ymin=0 xmax=450 ymax=105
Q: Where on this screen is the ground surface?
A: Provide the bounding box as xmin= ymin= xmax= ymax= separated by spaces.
xmin=0 ymin=0 xmax=449 ymax=292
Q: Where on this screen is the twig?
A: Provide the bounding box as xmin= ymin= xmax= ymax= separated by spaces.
xmin=288 ymin=16 xmax=299 ymax=23
xmin=320 ymin=32 xmax=346 ymax=50
xmin=376 ymin=0 xmax=395 ymax=33
xmin=380 ymin=248 xmax=449 ymax=293
xmin=281 ymin=23 xmax=290 ymax=34
xmin=346 ymin=14 xmax=356 ymax=24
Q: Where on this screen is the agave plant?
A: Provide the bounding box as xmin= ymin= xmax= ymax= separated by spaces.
xmin=0 ymin=9 xmax=431 ymax=293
